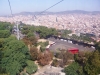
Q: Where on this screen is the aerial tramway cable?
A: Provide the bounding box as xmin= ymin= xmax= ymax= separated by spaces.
xmin=40 ymin=0 xmax=64 ymax=14
xmin=34 ymin=0 xmax=64 ymax=19
xmin=8 ymin=0 xmax=13 ymax=16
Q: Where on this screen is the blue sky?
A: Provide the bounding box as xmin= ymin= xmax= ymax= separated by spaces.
xmin=0 ymin=0 xmax=100 ymax=15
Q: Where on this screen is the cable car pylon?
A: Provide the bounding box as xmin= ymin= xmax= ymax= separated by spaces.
xmin=16 ymin=21 xmax=20 ymax=40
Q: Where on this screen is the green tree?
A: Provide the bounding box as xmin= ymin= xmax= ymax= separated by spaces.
xmin=71 ymin=34 xmax=79 ymax=40
xmin=40 ymin=46 xmax=46 ymax=52
xmin=95 ymin=42 xmax=100 ymax=51
xmin=1 ymin=39 xmax=30 ymax=75
xmin=21 ymin=26 xmax=30 ymax=35
xmin=21 ymin=25 xmax=58 ymax=39
xmin=84 ymin=50 xmax=100 ymax=75
xmin=38 ymin=41 xmax=49 ymax=52
xmin=60 ymin=29 xmax=72 ymax=38
xmin=36 ymin=26 xmax=57 ymax=38
xmin=0 ymin=30 xmax=11 ymax=38
xmin=64 ymin=62 xmax=80 ymax=75
xmin=0 ymin=22 xmax=13 ymax=31
xmin=27 ymin=32 xmax=35 ymax=38
xmin=0 ymin=38 xmax=4 ymax=50
xmin=21 ymin=25 xmax=35 ymax=37
xmin=26 ymin=60 xmax=37 ymax=74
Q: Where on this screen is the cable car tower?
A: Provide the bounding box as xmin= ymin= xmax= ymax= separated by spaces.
xmin=13 ymin=21 xmax=20 ymax=40
xmin=8 ymin=0 xmax=20 ymax=40
xmin=16 ymin=21 xmax=20 ymax=40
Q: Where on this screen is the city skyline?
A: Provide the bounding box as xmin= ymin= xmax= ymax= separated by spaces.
xmin=0 ymin=0 xmax=100 ymax=16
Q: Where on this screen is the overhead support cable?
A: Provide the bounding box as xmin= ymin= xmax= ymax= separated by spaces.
xmin=34 ymin=0 xmax=64 ymax=19
xmin=8 ymin=0 xmax=13 ymax=16
xmin=40 ymin=0 xmax=64 ymax=14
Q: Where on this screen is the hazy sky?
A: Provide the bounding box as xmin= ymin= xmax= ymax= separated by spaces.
xmin=0 ymin=0 xmax=100 ymax=15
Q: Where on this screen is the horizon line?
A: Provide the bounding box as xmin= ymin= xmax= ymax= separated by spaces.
xmin=1 ymin=10 xmax=100 ymax=16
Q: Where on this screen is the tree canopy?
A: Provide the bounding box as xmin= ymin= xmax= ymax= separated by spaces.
xmin=26 ymin=60 xmax=37 ymax=74
xmin=30 ymin=46 xmax=38 ymax=61
xmin=0 ymin=22 xmax=13 ymax=38
xmin=84 ymin=50 xmax=100 ymax=75
xmin=0 ymin=30 xmax=10 ymax=38
xmin=64 ymin=62 xmax=80 ymax=75
xmin=21 ymin=25 xmax=58 ymax=39
xmin=1 ymin=38 xmax=30 ymax=75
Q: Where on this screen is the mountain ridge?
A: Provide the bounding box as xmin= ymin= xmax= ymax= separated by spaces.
xmin=15 ymin=10 xmax=100 ymax=15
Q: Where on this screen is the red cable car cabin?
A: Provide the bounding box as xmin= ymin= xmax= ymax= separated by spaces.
xmin=68 ymin=48 xmax=79 ymax=54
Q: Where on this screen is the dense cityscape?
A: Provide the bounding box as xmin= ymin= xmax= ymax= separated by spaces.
xmin=0 ymin=12 xmax=100 ymax=41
